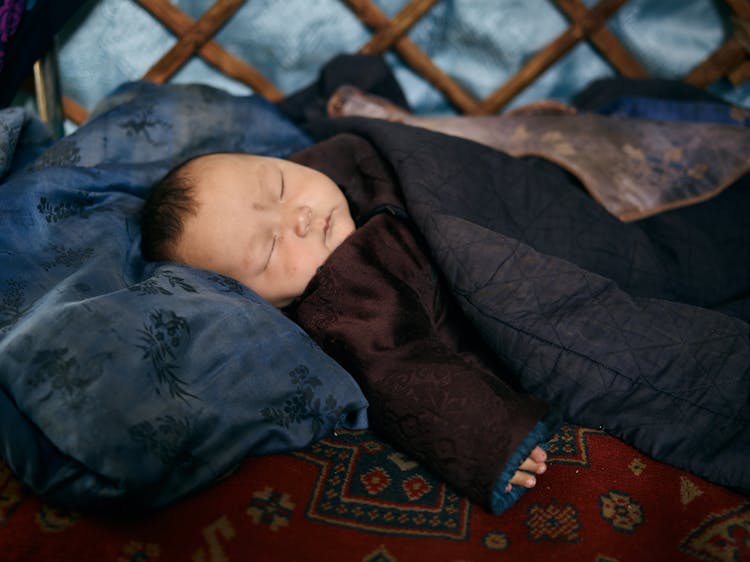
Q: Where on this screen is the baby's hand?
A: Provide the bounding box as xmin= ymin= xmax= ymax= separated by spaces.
xmin=505 ymin=446 xmax=547 ymax=492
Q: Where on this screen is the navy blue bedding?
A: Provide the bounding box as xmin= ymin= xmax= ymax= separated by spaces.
xmin=281 ymin=60 xmax=750 ymax=500
xmin=0 ymin=82 xmax=368 ymax=510
xmin=305 ymin=114 xmax=750 ymax=497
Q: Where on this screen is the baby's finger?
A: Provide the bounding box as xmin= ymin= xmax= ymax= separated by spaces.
xmin=505 ymin=470 xmax=537 ymax=492
xmin=529 ymin=446 xmax=547 ymax=463
xmin=518 ymin=457 xmax=547 ymax=475
xmin=504 ymin=446 xmax=549 ymax=492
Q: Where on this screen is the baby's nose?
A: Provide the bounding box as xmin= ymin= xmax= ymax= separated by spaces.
xmin=293 ymin=205 xmax=312 ymax=237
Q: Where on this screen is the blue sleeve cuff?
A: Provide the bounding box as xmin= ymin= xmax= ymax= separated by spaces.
xmin=489 ymin=412 xmax=562 ymax=514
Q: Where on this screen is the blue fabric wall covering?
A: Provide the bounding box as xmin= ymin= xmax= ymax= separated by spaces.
xmin=56 ymin=0 xmax=750 ymax=120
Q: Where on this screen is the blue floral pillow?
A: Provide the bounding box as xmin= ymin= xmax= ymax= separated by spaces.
xmin=0 ymin=82 xmax=368 ymax=510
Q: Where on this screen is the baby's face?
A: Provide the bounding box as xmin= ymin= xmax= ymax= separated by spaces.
xmin=175 ymin=153 xmax=355 ymax=307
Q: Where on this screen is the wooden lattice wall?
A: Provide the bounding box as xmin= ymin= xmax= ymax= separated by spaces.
xmin=60 ymin=0 xmax=750 ymax=125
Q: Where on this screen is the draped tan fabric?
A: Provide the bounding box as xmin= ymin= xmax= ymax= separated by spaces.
xmin=329 ymin=86 xmax=750 ymax=221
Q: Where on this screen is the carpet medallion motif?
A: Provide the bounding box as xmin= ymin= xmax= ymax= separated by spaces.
xmin=680 ymin=476 xmax=704 ymax=506
xmin=525 ymin=500 xmax=582 ymax=543
xmin=117 ymin=541 xmax=161 ymax=562
xmin=546 ymin=425 xmax=603 ymax=465
xmin=362 ymin=545 xmax=398 ymax=562
xmin=0 ymin=423 xmax=748 ymax=561
xmin=36 ymin=504 xmax=80 ymax=533
xmin=482 ymin=530 xmax=510 ymax=551
xmin=294 ymin=429 xmax=471 ymax=539
xmin=246 ymin=486 xmax=295 ymax=531
xmin=291 ymin=425 xmax=598 ymax=541
xmin=598 ymin=490 xmax=644 ymax=533
xmin=680 ymin=503 xmax=750 ymax=562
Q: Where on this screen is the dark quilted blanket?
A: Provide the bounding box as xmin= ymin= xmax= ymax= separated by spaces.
xmin=302 ymin=116 xmax=750 ymax=500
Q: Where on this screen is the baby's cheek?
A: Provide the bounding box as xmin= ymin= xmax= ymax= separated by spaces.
xmin=283 ymin=256 xmax=316 ymax=290
xmin=337 ymin=221 xmax=356 ymax=248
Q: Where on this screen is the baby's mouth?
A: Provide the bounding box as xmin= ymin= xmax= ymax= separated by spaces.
xmin=323 ymin=213 xmax=331 ymax=242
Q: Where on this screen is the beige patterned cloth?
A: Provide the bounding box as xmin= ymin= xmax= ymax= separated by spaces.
xmin=329 ymin=87 xmax=750 ymax=222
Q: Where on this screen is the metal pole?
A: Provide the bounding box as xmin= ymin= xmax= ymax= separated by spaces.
xmin=33 ymin=38 xmax=65 ymax=140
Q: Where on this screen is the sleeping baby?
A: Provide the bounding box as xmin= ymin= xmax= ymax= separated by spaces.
xmin=140 ymin=134 xmax=558 ymax=512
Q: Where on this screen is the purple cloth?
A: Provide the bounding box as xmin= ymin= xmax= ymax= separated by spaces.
xmin=0 ymin=0 xmax=87 ymax=107
xmin=0 ymin=0 xmax=25 ymax=71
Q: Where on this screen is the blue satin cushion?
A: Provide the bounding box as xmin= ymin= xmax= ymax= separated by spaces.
xmin=0 ymin=82 xmax=368 ymax=510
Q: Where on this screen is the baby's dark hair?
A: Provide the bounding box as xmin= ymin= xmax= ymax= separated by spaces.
xmin=140 ymin=158 xmax=200 ymax=262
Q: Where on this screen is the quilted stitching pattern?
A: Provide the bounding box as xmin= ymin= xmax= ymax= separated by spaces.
xmin=326 ymin=117 xmax=750 ymax=493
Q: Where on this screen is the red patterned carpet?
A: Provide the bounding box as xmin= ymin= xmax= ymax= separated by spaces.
xmin=2 ymin=425 xmax=748 ymax=562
